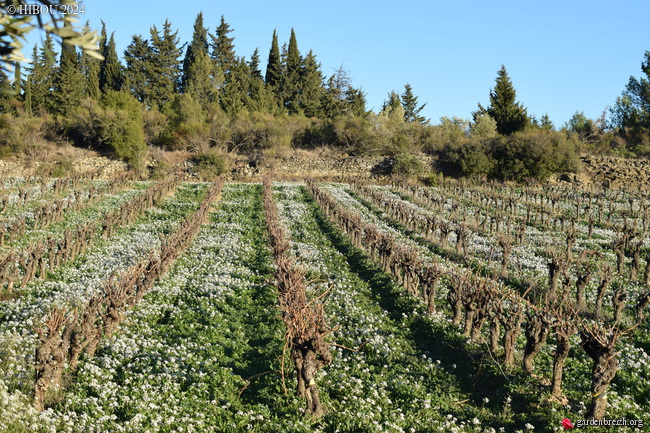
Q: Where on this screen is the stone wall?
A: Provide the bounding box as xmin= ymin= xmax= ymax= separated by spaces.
xmin=0 ymin=158 xmax=127 ymax=179
xmin=233 ymin=155 xmax=436 ymax=180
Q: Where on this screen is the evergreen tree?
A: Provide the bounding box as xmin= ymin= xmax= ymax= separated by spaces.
xmin=99 ymin=25 xmax=124 ymax=92
xmin=28 ymin=34 xmax=56 ymax=113
xmin=124 ymin=35 xmax=151 ymax=104
xmin=265 ymin=30 xmax=281 ymax=96
xmin=321 ymin=65 xmax=355 ymax=117
xmin=249 ymin=48 xmax=263 ymax=81
xmin=186 ymin=49 xmax=217 ymax=108
xmin=220 ymin=57 xmax=249 ymax=115
xmin=0 ymin=69 xmax=12 ymax=114
xmin=283 ymin=28 xmax=302 ymax=113
xmin=80 ymin=22 xmax=101 ymax=100
xmin=478 ymin=65 xmax=528 ymax=135
xmin=210 ymin=15 xmax=236 ymax=76
xmin=300 ymin=50 xmax=324 ymax=117
xmin=148 ymin=20 xmax=183 ymax=109
xmin=51 ymin=42 xmax=84 ymax=115
xmin=181 ymin=12 xmax=208 ymax=93
xmin=401 ymin=83 xmax=427 ymax=123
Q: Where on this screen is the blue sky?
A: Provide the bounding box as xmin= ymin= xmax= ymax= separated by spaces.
xmin=25 ymin=0 xmax=650 ymax=126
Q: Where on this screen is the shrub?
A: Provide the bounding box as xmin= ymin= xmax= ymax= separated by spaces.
xmin=440 ymin=139 xmax=494 ymax=178
xmin=0 ymin=114 xmax=47 ymax=158
xmin=100 ymin=91 xmax=147 ymax=169
xmin=37 ymin=159 xmax=74 ymax=178
xmin=193 ymin=152 xmax=229 ymax=180
xmin=392 ymin=153 xmax=425 ymax=178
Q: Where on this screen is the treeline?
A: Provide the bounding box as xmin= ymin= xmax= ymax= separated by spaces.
xmin=0 ymin=13 xmax=648 ymax=181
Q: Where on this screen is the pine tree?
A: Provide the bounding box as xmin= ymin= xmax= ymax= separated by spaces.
xmin=181 ymin=12 xmax=208 ymax=93
xmin=148 ymin=20 xmax=183 ymax=109
xmin=401 ymin=83 xmax=427 ymax=123
xmin=609 ymin=51 xmax=650 ymax=131
xmin=99 ymin=25 xmax=124 ymax=92
xmin=480 ymin=65 xmax=528 ymax=135
xmin=124 ymin=35 xmax=152 ymax=104
xmin=51 ymin=42 xmax=85 ymax=115
xmin=265 ymin=30 xmax=282 ymax=96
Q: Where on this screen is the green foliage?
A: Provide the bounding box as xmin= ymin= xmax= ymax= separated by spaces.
xmin=0 ymin=1 xmax=102 ymax=67
xmin=51 ymin=43 xmax=84 ymax=115
xmin=469 ymin=113 xmax=498 ymax=139
xmin=440 ymin=139 xmax=494 ymax=178
xmin=147 ymin=20 xmax=183 ymax=110
xmin=100 ymin=90 xmax=146 ymax=168
xmin=99 ymin=26 xmax=124 ymax=93
xmin=441 ymin=130 xmax=579 ymax=182
xmin=392 ymin=153 xmax=425 ymax=178
xmin=193 ymin=151 xmax=228 ymax=180
xmin=477 ymin=65 xmax=528 ymax=135
xmin=401 ymin=83 xmax=427 ymax=123
xmin=165 ymin=93 xmax=210 ymax=151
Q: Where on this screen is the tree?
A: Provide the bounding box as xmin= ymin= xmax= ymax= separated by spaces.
xmin=265 ymin=30 xmax=282 ymax=93
xmin=181 ymin=12 xmax=208 ymax=93
xmin=186 ymin=49 xmax=217 ymax=109
xmin=27 ymin=34 xmax=56 ymax=113
xmin=609 ymin=51 xmax=650 ymax=131
xmin=478 ymin=65 xmax=528 ymax=135
xmin=124 ymin=35 xmax=151 ymax=104
xmin=51 ymin=42 xmax=84 ymax=115
xmin=283 ymin=28 xmax=302 ymax=114
xmin=401 ymin=83 xmax=427 ymax=123
xmin=300 ymin=50 xmax=325 ymax=117
xmin=147 ymin=20 xmax=183 ymax=110
xmin=99 ymin=24 xmax=124 ymax=93
xmin=566 ymin=111 xmax=597 ymax=142
xmin=210 ymin=15 xmax=236 ymax=77
xmin=80 ymin=23 xmax=101 ymax=100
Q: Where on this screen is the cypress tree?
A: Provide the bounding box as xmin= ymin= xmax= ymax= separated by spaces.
xmin=182 ymin=12 xmax=208 ymax=93
xmin=482 ymin=65 xmax=528 ymax=135
xmin=99 ymin=26 xmax=124 ymax=92
xmin=80 ymin=22 xmax=101 ymax=100
xmin=283 ymin=28 xmax=302 ymax=114
xmin=401 ymin=83 xmax=427 ymax=123
xmin=52 ymin=42 xmax=85 ymax=115
xmin=265 ymin=30 xmax=281 ymax=96
xmin=148 ymin=20 xmax=183 ymax=110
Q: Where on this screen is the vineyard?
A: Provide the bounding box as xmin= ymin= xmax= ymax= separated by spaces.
xmin=0 ymin=173 xmax=648 ymax=433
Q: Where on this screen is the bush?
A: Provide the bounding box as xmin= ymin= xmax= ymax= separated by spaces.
xmin=440 ymin=130 xmax=579 ymax=182
xmin=0 ymin=114 xmax=47 ymax=158
xmin=67 ymin=93 xmax=147 ymax=170
xmin=37 ymin=159 xmax=74 ymax=178
xmin=392 ymin=153 xmax=425 ymax=178
xmin=193 ymin=152 xmax=229 ymax=180
xmin=100 ymin=91 xmax=147 ymax=169
xmin=440 ymin=139 xmax=494 ymax=178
